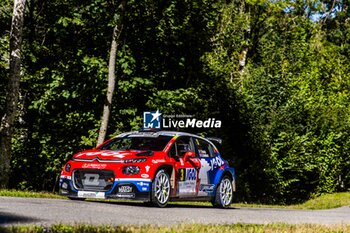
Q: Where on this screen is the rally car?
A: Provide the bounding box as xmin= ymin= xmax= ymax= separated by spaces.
xmin=59 ymin=130 xmax=236 ymax=208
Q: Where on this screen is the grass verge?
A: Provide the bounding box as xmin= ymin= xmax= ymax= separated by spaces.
xmin=0 ymin=189 xmax=63 ymax=199
xmin=2 ymin=223 xmax=350 ymax=233
xmin=174 ymin=192 xmax=350 ymax=210
xmin=290 ymin=192 xmax=350 ymax=210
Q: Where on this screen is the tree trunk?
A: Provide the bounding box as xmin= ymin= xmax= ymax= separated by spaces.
xmin=237 ymin=0 xmax=250 ymax=78
xmin=97 ymin=0 xmax=126 ymax=146
xmin=0 ymin=0 xmax=26 ymax=188
xmin=238 ymin=46 xmax=248 ymax=76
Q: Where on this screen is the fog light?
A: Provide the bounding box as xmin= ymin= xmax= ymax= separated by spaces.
xmin=122 ymin=166 xmax=140 ymax=175
xmin=65 ymin=163 xmax=71 ymax=172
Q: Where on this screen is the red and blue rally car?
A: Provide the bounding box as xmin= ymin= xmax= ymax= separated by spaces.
xmin=59 ymin=130 xmax=236 ymax=208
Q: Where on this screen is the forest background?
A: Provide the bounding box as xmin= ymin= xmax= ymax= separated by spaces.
xmin=1 ymin=0 xmax=350 ymax=204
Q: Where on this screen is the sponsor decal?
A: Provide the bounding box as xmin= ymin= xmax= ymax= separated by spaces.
xmin=60 ymin=175 xmax=72 ymax=180
xmin=143 ymin=111 xmax=221 ymax=129
xmin=124 ymin=158 xmax=147 ymax=163
xmin=198 ymin=157 xmax=225 ymax=186
xmin=179 ymin=158 xmax=184 ymax=166
xmin=179 ymin=180 xmax=196 ymax=194
xmin=77 ymin=191 xmax=105 ymax=198
xmin=116 ymin=193 xmax=135 ymax=198
xmin=198 ymin=149 xmax=209 ymax=158
xmin=152 ymin=159 xmax=166 ymax=164
xmin=115 ymin=178 xmax=151 ymax=182
xmin=118 ymin=185 xmax=133 ymax=193
xmin=199 ymin=159 xmax=211 ymax=184
xmin=82 ymin=163 xmax=107 ymax=169
xmin=186 ymin=168 xmax=196 ymax=180
xmin=76 ymin=151 xmax=126 ymax=158
xmin=145 ymin=165 xmax=150 ymax=173
xmin=210 ymin=156 xmax=225 ymax=170
xmin=178 ymin=168 xmax=197 ymax=194
xmin=141 ymin=174 xmax=149 ymax=178
xmin=136 ymin=181 xmax=150 ymax=192
xmin=136 ymin=182 xmax=150 ymax=187
xmin=200 ymin=184 xmax=215 ymax=192
xmin=179 ymin=168 xmax=197 ymax=181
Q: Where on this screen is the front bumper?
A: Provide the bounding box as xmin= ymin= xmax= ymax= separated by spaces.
xmin=59 ymin=176 xmax=151 ymax=201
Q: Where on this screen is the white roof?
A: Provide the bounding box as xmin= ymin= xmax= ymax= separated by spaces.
xmin=116 ymin=130 xmax=217 ymax=148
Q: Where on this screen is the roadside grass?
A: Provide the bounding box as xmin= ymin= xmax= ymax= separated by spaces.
xmin=236 ymin=192 xmax=350 ymax=210
xmin=174 ymin=192 xmax=350 ymax=210
xmin=290 ymin=192 xmax=350 ymax=210
xmin=1 ymin=189 xmax=350 ymax=210
xmin=2 ymin=224 xmax=350 ymax=233
xmin=0 ymin=189 xmax=63 ymax=199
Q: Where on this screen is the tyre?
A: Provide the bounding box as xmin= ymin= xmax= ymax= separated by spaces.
xmin=212 ymin=176 xmax=233 ymax=208
xmin=151 ymin=169 xmax=170 ymax=207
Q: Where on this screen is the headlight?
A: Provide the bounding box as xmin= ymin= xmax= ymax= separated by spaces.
xmin=122 ymin=166 xmax=140 ymax=175
xmin=65 ymin=163 xmax=71 ymax=172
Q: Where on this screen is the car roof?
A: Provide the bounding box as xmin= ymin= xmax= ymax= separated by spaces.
xmin=117 ymin=130 xmax=199 ymax=138
xmin=116 ymin=130 xmax=218 ymax=148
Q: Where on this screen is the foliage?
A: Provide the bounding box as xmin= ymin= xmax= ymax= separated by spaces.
xmin=202 ymin=0 xmax=350 ymax=203
xmin=0 ymin=0 xmax=12 ymax=117
xmin=0 ymin=0 xmax=350 ymax=203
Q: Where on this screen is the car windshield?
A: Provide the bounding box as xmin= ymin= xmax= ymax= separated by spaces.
xmin=98 ymin=135 xmax=172 ymax=151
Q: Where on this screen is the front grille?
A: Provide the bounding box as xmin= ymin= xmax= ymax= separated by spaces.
xmin=73 ymin=169 xmax=114 ymax=191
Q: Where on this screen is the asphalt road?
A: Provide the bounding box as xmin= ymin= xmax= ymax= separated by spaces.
xmin=0 ymin=196 xmax=350 ymax=226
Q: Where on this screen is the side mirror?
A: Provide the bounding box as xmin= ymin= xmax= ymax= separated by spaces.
xmin=183 ymin=151 xmax=195 ymax=162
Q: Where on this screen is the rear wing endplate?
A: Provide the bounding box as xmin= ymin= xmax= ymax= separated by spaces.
xmin=206 ymin=137 xmax=222 ymax=145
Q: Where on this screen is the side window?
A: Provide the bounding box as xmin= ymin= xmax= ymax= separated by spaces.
xmin=168 ymin=137 xmax=194 ymax=158
xmin=195 ymin=139 xmax=215 ymax=158
xmin=168 ymin=144 xmax=177 ymax=158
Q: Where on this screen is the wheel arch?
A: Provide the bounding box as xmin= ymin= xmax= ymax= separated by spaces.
xmin=214 ymin=168 xmax=236 ymax=192
xmin=153 ymin=164 xmax=174 ymax=178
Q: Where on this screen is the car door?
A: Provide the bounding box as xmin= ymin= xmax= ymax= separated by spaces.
xmin=194 ymin=138 xmax=224 ymax=196
xmin=168 ymin=136 xmax=201 ymax=197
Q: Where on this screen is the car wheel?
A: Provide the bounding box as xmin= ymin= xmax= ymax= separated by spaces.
xmin=151 ymin=169 xmax=170 ymax=207
xmin=213 ymin=176 xmax=233 ymax=208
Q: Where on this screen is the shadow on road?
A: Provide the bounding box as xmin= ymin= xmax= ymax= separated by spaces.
xmin=84 ymin=199 xmax=238 ymax=209
xmin=167 ymin=203 xmax=238 ymax=210
xmin=0 ymin=212 xmax=40 ymax=225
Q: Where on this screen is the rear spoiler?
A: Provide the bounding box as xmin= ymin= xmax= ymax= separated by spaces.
xmin=206 ymin=137 xmax=222 ymax=145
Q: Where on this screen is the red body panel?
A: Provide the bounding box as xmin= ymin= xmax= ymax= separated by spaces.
xmin=61 ymin=150 xmax=175 ymax=182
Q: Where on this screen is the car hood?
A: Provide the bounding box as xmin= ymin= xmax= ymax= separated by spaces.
xmin=73 ymin=149 xmax=152 ymax=161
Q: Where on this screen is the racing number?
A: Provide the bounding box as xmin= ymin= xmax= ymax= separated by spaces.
xmin=179 ymin=168 xmax=186 ymax=181
xmin=83 ymin=174 xmax=100 ymax=186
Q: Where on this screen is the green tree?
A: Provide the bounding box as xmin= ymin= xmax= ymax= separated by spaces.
xmin=0 ymin=0 xmax=26 ymax=188
xmin=97 ymin=0 xmax=126 ymax=146
xmin=204 ymin=0 xmax=350 ymax=203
